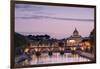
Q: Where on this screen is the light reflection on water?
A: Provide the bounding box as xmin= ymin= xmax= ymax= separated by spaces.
xmin=29 ymin=53 xmax=90 ymax=65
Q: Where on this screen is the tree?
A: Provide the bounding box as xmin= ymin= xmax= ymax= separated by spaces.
xmin=14 ymin=32 xmax=27 ymax=56
xmin=89 ymin=29 xmax=96 ymax=53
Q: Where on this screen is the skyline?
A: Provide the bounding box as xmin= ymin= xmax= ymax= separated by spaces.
xmin=15 ymin=4 xmax=94 ymax=39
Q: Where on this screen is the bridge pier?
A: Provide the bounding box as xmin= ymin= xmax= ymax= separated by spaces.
xmin=36 ymin=51 xmax=41 ymax=56
xmin=71 ymin=50 xmax=76 ymax=54
xmin=35 ymin=48 xmax=41 ymax=56
xmin=60 ymin=47 xmax=64 ymax=55
xmin=60 ymin=51 xmax=64 ymax=55
xmin=48 ymin=51 xmax=52 ymax=56
xmin=48 ymin=48 xmax=53 ymax=56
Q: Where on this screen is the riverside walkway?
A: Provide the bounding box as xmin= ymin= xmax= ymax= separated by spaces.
xmin=76 ymin=50 xmax=94 ymax=60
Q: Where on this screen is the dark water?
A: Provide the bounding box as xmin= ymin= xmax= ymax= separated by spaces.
xmin=26 ymin=53 xmax=90 ymax=65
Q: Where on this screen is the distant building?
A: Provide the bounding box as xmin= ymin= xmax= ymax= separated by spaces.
xmin=65 ymin=28 xmax=83 ymax=47
xmin=80 ymin=38 xmax=91 ymax=51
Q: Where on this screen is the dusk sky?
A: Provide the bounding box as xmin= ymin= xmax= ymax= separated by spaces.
xmin=15 ymin=4 xmax=94 ymax=39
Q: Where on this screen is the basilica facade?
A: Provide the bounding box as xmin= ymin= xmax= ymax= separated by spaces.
xmin=65 ymin=28 xmax=83 ymax=47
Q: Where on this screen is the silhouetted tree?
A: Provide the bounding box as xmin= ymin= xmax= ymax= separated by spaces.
xmin=89 ymin=29 xmax=96 ymax=53
xmin=14 ymin=32 xmax=27 ymax=56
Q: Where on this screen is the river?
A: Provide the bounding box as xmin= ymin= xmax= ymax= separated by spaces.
xmin=25 ymin=53 xmax=91 ymax=65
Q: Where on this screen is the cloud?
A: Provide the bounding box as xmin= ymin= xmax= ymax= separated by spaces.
xmin=16 ymin=15 xmax=94 ymax=22
xmin=15 ymin=4 xmax=44 ymax=12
